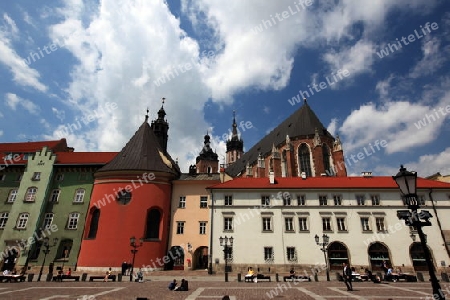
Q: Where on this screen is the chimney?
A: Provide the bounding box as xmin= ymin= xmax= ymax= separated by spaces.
xmin=269 ymin=171 xmax=275 ymax=184
xmin=361 ymin=171 xmax=372 ymax=178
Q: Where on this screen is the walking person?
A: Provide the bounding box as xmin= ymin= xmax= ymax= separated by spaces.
xmin=343 ymin=262 xmax=353 ymax=291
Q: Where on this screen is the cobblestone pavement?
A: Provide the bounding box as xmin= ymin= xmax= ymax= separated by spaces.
xmin=0 ymin=279 xmax=448 ymax=300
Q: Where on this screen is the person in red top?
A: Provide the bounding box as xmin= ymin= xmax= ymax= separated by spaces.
xmin=66 ymin=268 xmax=72 ymax=276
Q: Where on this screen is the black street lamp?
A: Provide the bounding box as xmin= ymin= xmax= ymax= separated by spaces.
xmin=315 ymin=233 xmax=330 ymax=281
xmin=129 ymin=236 xmax=144 ymax=282
xmin=393 ymin=165 xmax=445 ymax=300
xmin=37 ymin=237 xmax=58 ymax=281
xmin=219 ymin=236 xmax=233 ymax=282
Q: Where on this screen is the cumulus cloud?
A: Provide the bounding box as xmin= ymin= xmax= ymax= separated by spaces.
xmin=4 ymin=93 xmax=40 ymax=114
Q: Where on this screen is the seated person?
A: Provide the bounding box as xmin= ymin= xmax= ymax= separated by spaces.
xmin=245 ymin=267 xmax=255 ymax=279
xmin=3 ymin=269 xmax=11 ymax=276
xmin=175 ymin=278 xmax=188 ymax=291
xmin=103 ymin=267 xmax=112 ymax=282
xmin=136 ymin=269 xmax=144 ymax=282
xmin=289 ymin=268 xmax=296 ymax=278
xmin=365 ymin=269 xmax=381 ymax=283
xmin=66 ymin=268 xmax=72 ymax=276
xmin=168 ymin=279 xmax=177 ymax=290
xmin=385 ymin=267 xmax=393 ymax=281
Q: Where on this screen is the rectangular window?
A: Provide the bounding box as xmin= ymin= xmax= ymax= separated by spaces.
xmin=25 ymin=187 xmax=37 ymax=202
xmin=199 ymin=221 xmax=207 ymax=235
xmin=176 ymin=221 xmax=185 ymax=234
xmin=285 ymin=217 xmax=294 ymax=232
xmin=376 ymin=217 xmax=385 ymax=232
xmin=286 ymin=247 xmax=296 ymax=261
xmin=0 ymin=174 xmax=5 ymax=181
xmin=297 ymin=195 xmax=306 ymax=206
xmin=264 ymin=247 xmax=273 ymax=261
xmin=78 ymin=173 xmax=88 ymax=180
xmin=333 ymin=195 xmax=342 ymax=206
xmin=261 ymin=195 xmax=270 ymax=207
xmin=200 ymin=196 xmax=208 ymax=208
xmin=17 ymin=213 xmax=29 ymax=229
xmin=67 ymin=213 xmax=80 ymax=229
xmin=56 ymin=173 xmax=64 ymax=181
xmin=361 ymin=217 xmax=371 ymax=231
xmin=356 ymin=195 xmax=365 ymax=206
xmin=224 ymin=195 xmax=233 ymax=206
xmin=32 ymin=172 xmax=41 ymax=181
xmin=319 ymin=195 xmax=328 ymax=206
xmin=224 ymin=217 xmax=233 ymax=231
xmin=298 ymin=217 xmax=308 ymax=231
xmin=322 ymin=217 xmax=332 ymax=231
xmin=418 ymin=195 xmax=426 ymax=206
xmin=0 ymin=212 xmax=9 ymax=229
xmin=178 ymin=196 xmax=186 ymax=208
xmin=16 ymin=174 xmax=23 ymax=181
xmin=73 ymin=189 xmax=85 ymax=203
xmin=43 ymin=213 xmax=54 ymax=229
xmin=7 ymin=189 xmax=18 ymax=203
xmin=337 ymin=217 xmax=346 ymax=231
xmin=262 ymin=217 xmax=272 ymax=232
xmin=371 ymin=195 xmax=380 ymax=206
xmin=283 ymin=193 xmax=291 ymax=206
xmin=49 ymin=189 xmax=60 ymax=202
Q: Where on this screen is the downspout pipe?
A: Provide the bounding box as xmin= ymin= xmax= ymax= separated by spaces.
xmin=428 ymin=189 xmax=450 ymax=260
xmin=208 ymin=188 xmax=214 ymax=275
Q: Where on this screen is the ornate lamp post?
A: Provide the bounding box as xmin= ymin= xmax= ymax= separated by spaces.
xmin=219 ymin=236 xmax=233 ymax=282
xmin=393 ymin=165 xmax=445 ymax=300
xmin=315 ymin=233 xmax=330 ymax=281
xmin=37 ymin=237 xmax=58 ymax=281
xmin=129 ymin=236 xmax=144 ymax=282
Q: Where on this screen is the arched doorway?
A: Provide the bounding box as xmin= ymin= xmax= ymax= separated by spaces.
xmin=192 ymin=246 xmax=208 ymax=270
xmin=410 ymin=242 xmax=434 ymax=271
xmin=164 ymin=246 xmax=184 ymax=270
xmin=368 ymin=242 xmax=392 ymax=271
xmin=328 ymin=242 xmax=349 ymax=270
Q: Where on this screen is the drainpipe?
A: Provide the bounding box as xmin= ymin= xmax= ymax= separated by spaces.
xmin=428 ymin=189 xmax=450 ymax=260
xmin=208 ymin=188 xmax=214 ymax=275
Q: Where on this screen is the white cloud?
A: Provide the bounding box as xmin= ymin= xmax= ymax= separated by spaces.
xmin=0 ymin=14 xmax=47 ymax=92
xmin=52 ymin=107 xmax=66 ymax=121
xmin=327 ymin=118 xmax=339 ymax=137
xmin=339 ymin=89 xmax=450 ymax=155
xmin=5 ymin=93 xmax=40 ymax=114
xmin=409 ymin=36 xmax=447 ymax=79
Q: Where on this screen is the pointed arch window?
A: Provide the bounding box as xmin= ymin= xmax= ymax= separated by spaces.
xmin=322 ymin=144 xmax=332 ymax=175
xmin=145 ymin=208 xmax=161 ymax=240
xmin=298 ymin=144 xmax=312 ymax=177
xmin=87 ymin=208 xmax=100 ymax=239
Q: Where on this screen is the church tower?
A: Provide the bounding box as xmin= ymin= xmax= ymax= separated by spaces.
xmin=77 ymin=108 xmax=180 ymax=271
xmin=151 ymin=98 xmax=169 ymax=152
xmin=225 ymin=111 xmax=244 ymax=166
xmin=195 ymin=132 xmax=219 ymax=173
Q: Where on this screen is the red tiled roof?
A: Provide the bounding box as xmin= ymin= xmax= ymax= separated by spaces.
xmin=0 ymin=139 xmax=70 ymax=153
xmin=55 ymin=152 xmax=118 ymax=164
xmin=207 ymin=176 xmax=450 ymax=190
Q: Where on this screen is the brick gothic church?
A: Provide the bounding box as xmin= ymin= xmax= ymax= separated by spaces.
xmin=224 ymin=99 xmax=347 ymax=178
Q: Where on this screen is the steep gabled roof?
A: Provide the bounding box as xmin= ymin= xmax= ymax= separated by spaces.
xmin=207 ymin=176 xmax=450 ymax=190
xmin=97 ymin=121 xmax=180 ymax=176
xmin=225 ymin=101 xmax=333 ymax=177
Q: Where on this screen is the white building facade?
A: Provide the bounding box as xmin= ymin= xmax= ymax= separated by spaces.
xmin=208 ymin=175 xmax=450 ymax=276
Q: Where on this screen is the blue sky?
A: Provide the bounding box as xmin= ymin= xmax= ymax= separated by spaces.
xmin=0 ymin=0 xmax=449 ymax=177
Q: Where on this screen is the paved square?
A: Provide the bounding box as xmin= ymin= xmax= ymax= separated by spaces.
xmin=0 ymin=279 xmax=447 ymax=299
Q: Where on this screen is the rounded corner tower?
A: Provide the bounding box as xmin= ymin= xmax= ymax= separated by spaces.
xmin=77 ymin=107 xmax=180 ymax=271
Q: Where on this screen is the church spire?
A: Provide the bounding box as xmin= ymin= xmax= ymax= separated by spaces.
xmin=226 ymin=110 xmax=244 ymax=166
xmin=151 ymin=97 xmax=169 ymax=152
